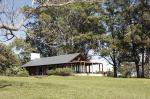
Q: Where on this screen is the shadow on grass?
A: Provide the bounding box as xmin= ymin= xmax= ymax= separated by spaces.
xmin=0 ymin=81 xmax=12 ymax=88
xmin=0 ymin=84 xmax=12 ymax=88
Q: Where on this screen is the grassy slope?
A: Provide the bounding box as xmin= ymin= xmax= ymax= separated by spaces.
xmin=0 ymin=76 xmax=150 ymax=99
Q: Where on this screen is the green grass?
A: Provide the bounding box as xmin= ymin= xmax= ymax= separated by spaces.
xmin=0 ymin=76 xmax=150 ymax=99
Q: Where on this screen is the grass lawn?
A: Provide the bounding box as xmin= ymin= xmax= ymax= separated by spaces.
xmin=0 ymin=76 xmax=150 ymax=99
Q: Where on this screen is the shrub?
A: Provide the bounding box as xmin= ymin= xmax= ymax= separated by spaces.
xmin=5 ymin=66 xmax=20 ymax=76
xmin=17 ymin=68 xmax=29 ymax=77
xmin=47 ymin=68 xmax=73 ymax=76
xmin=106 ymin=71 xmax=114 ymax=77
xmin=5 ymin=68 xmax=14 ymax=76
xmin=96 ymin=71 xmax=104 ymax=74
xmin=5 ymin=66 xmax=29 ymax=77
xmin=118 ymin=62 xmax=135 ymax=78
xmin=124 ymin=71 xmax=131 ymax=78
xmin=47 ymin=69 xmax=56 ymax=75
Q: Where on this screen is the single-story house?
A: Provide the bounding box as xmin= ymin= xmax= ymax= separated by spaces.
xmin=22 ymin=53 xmax=103 ymax=75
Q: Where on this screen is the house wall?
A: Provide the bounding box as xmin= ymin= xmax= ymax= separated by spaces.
xmin=26 ymin=66 xmax=48 ymax=75
xmin=26 ymin=67 xmax=37 ymax=75
xmin=90 ymin=55 xmax=113 ymax=72
xmin=25 ymin=54 xmax=102 ymax=75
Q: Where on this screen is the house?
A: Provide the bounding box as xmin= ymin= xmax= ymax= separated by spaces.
xmin=88 ymin=50 xmax=113 ymax=72
xmin=90 ymin=55 xmax=113 ymax=72
xmin=22 ymin=53 xmax=103 ymax=75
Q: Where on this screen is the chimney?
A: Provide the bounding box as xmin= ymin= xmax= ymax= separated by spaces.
xmin=30 ymin=53 xmax=40 ymax=60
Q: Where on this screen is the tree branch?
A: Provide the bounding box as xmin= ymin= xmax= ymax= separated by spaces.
xmin=102 ymin=56 xmax=114 ymax=66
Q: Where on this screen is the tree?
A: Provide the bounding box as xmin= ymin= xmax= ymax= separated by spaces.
xmin=25 ymin=2 xmax=105 ymax=56
xmin=99 ymin=0 xmax=128 ymax=77
xmin=0 ymin=43 xmax=20 ymax=74
xmin=123 ymin=0 xmax=150 ymax=78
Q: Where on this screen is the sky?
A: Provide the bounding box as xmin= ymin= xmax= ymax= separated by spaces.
xmin=13 ymin=0 xmax=32 ymax=38
xmin=0 ymin=0 xmax=32 ymax=44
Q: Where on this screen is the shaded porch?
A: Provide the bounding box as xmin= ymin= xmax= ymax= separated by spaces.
xmin=26 ymin=61 xmax=103 ymax=75
xmin=69 ymin=61 xmax=103 ymax=73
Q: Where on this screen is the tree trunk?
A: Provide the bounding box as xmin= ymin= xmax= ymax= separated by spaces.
xmin=141 ymin=47 xmax=145 ymax=78
xmin=113 ymin=49 xmax=117 ymax=78
xmin=132 ymin=43 xmax=140 ymax=78
xmin=135 ymin=61 xmax=140 ymax=78
xmin=113 ymin=65 xmax=117 ymax=77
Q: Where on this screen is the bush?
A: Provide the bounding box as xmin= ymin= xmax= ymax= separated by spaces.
xmin=124 ymin=71 xmax=131 ymax=78
xmin=118 ymin=62 xmax=135 ymax=78
xmin=5 ymin=66 xmax=29 ymax=77
xmin=96 ymin=71 xmax=104 ymax=74
xmin=47 ymin=69 xmax=56 ymax=75
xmin=5 ymin=66 xmax=20 ymax=76
xmin=47 ymin=68 xmax=73 ymax=76
xmin=17 ymin=68 xmax=29 ymax=77
xmin=106 ymin=71 xmax=114 ymax=77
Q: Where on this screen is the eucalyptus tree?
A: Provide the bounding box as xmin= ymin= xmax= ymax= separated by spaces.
xmin=99 ymin=0 xmax=128 ymax=77
xmin=25 ymin=2 xmax=105 ymax=56
xmin=123 ymin=0 xmax=150 ymax=78
xmin=139 ymin=1 xmax=150 ymax=78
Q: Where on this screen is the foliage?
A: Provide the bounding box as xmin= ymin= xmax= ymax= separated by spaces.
xmin=9 ymin=38 xmax=35 ymax=64
xmin=25 ymin=2 xmax=104 ymax=56
xmin=47 ymin=68 xmax=73 ymax=76
xmin=118 ymin=62 xmax=136 ymax=78
xmin=0 ymin=44 xmax=20 ymax=74
xmin=121 ymin=1 xmax=150 ymax=78
xmin=98 ymin=0 xmax=150 ymax=78
xmin=47 ymin=69 xmax=56 ymax=75
xmin=99 ymin=0 xmax=127 ymax=77
xmin=17 ymin=69 xmax=29 ymax=77
xmin=106 ymin=70 xmax=114 ymax=77
xmin=5 ymin=66 xmax=29 ymax=77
